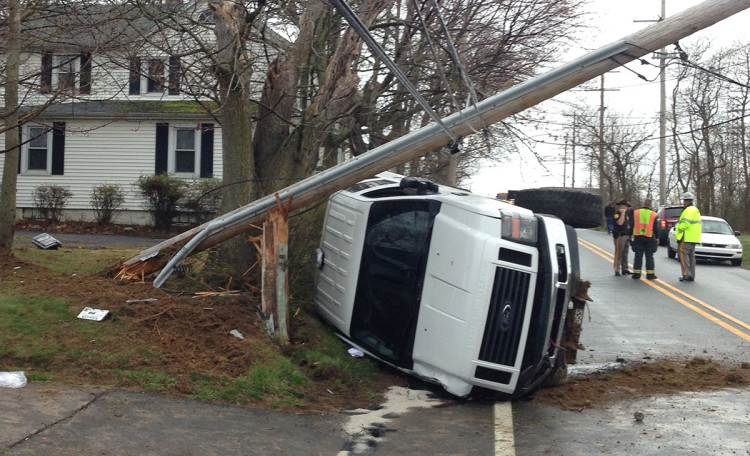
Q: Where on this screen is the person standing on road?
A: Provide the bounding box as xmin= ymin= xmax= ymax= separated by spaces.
xmin=675 ymin=191 xmax=702 ymax=282
xmin=612 ymin=199 xmax=632 ymax=276
xmin=604 ymin=201 xmax=616 ymax=235
xmin=631 ymin=199 xmax=659 ymax=280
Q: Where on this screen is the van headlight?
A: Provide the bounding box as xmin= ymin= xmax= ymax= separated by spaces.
xmin=500 ymin=210 xmax=537 ymax=244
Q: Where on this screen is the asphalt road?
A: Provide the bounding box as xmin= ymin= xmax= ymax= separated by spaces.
xmin=3 ymin=229 xmax=749 ymax=455
xmin=511 ymin=228 xmax=750 ymax=455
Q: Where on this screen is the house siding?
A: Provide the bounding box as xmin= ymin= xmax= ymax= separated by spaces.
xmin=0 ymin=119 xmax=223 ymax=224
xmin=0 ymin=2 xmax=278 ymax=225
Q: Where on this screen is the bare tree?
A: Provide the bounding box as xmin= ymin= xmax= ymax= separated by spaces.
xmin=671 ymin=43 xmax=733 ymax=216
xmin=573 ymin=106 xmax=656 ymax=204
xmin=0 ymin=0 xmax=21 ymax=253
xmin=723 ymin=44 xmax=750 ymax=230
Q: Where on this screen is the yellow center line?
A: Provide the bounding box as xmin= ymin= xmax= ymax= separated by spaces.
xmin=577 ymin=237 xmax=750 ymax=343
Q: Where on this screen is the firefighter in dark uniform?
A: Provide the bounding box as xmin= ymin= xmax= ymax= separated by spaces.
xmin=631 ymin=199 xmax=659 ymax=280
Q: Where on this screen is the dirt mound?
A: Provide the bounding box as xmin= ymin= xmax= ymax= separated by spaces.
xmin=532 ymin=359 xmax=750 ymax=410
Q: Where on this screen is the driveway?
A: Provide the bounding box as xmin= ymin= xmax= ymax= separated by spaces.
xmin=15 ymin=231 xmax=167 ymax=250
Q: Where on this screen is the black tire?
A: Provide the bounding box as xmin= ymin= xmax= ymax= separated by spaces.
xmin=731 ymin=259 xmax=742 ymax=266
xmin=543 ymin=362 xmax=568 ymax=388
xmin=511 ymin=188 xmax=603 ymax=228
xmin=659 ymin=232 xmax=668 ymax=246
xmin=667 ymin=246 xmax=676 ymax=259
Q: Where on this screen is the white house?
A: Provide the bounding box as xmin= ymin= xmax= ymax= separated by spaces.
xmin=0 ymin=1 xmax=267 ymax=225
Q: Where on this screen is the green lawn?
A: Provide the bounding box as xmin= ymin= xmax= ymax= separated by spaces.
xmin=2 ymin=244 xmax=383 ymax=411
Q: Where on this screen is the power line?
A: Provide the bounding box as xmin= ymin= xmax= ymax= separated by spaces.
xmin=520 ymin=111 xmax=750 ymax=148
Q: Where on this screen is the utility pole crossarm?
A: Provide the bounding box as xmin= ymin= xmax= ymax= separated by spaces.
xmin=108 ymin=0 xmax=750 ymax=286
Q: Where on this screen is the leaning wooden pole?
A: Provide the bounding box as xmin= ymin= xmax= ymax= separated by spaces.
xmin=108 ymin=0 xmax=750 ymax=284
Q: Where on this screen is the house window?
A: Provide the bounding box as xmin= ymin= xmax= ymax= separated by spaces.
xmin=54 ymin=55 xmax=79 ymax=91
xmin=40 ymin=52 xmax=91 ymax=94
xmin=24 ymin=126 xmax=52 ymax=173
xmin=155 ymin=123 xmax=213 ymax=178
xmin=170 ymin=127 xmax=199 ymax=175
xmin=147 ymin=59 xmax=166 ymax=93
xmin=129 ymin=56 xmax=180 ymax=95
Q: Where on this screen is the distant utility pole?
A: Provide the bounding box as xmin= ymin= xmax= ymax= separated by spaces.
xmin=636 ymin=0 xmax=668 ymax=206
xmin=563 ymin=134 xmax=568 ymax=187
xmin=572 ymin=116 xmax=576 ymax=188
xmin=582 ymin=75 xmax=618 ymax=198
xmin=561 ymin=113 xmax=578 ymax=187
xmin=658 ymin=0 xmax=667 ymax=206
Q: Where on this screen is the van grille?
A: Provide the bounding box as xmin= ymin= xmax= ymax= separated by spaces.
xmin=478 ymin=266 xmax=530 ymax=368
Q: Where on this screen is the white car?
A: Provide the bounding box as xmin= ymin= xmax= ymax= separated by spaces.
xmin=668 ymin=216 xmax=743 ymax=266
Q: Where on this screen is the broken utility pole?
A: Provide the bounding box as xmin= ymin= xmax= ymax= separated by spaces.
xmin=260 ymin=196 xmax=291 ymax=341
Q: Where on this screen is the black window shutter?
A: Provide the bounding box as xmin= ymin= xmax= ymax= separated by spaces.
xmin=129 ymin=57 xmax=141 ymax=95
xmin=14 ymin=126 xmax=21 ymax=174
xmin=41 ymin=52 xmax=53 ymax=93
xmin=168 ymin=56 xmax=181 ymax=95
xmin=51 ymin=122 xmax=66 ymax=175
xmin=155 ymin=123 xmax=169 ymax=174
xmin=200 ymin=123 xmax=214 ymax=178
xmin=80 ymin=52 xmax=92 ymax=94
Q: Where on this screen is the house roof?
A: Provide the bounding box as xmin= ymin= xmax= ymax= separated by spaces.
xmin=5 ymin=0 xmax=290 ymax=54
xmin=6 ymin=1 xmax=211 ymax=53
xmin=23 ymin=100 xmax=220 ymax=121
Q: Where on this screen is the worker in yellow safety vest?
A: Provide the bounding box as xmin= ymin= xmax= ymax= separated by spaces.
xmin=630 ymin=199 xmax=659 ymax=280
xmin=675 ymin=191 xmax=702 ymax=282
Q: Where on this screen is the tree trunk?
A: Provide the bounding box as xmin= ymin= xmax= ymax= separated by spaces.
xmin=0 ymin=0 xmax=21 ymax=254
xmin=254 ymin=0 xmax=390 ymax=193
xmin=211 ymin=1 xmax=257 ymax=279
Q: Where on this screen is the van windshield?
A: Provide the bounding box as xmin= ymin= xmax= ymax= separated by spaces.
xmin=350 ymin=200 xmax=440 ymax=367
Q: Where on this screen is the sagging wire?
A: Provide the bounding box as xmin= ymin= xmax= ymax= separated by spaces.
xmin=424 ymin=0 xmax=493 ymax=154
xmin=673 ymin=42 xmax=750 ymax=90
xmin=411 ymin=0 xmax=463 ymax=155
xmin=412 ymin=0 xmax=461 ymax=115
xmin=520 ymin=110 xmax=750 ymax=149
xmin=609 ymin=54 xmax=656 ymax=83
xmin=621 ymin=42 xmax=750 ymax=89
xmin=329 ymin=0 xmax=458 ymax=145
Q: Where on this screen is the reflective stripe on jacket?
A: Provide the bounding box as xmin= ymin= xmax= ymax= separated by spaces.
xmin=676 ymin=205 xmax=701 ymax=243
xmin=633 ymin=208 xmax=657 ymax=237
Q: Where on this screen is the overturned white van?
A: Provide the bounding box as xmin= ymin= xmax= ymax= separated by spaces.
xmin=315 ymin=172 xmax=590 ymax=398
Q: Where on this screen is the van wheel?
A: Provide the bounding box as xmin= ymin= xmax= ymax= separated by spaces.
xmin=511 ymin=189 xmax=602 ymax=228
xmin=543 ymin=363 xmax=568 ymax=387
xmin=731 ymin=259 xmax=742 ymax=266
xmin=667 ymin=246 xmax=676 ymax=259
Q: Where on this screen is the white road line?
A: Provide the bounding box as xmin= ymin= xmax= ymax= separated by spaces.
xmin=494 ymin=401 xmax=515 ymax=456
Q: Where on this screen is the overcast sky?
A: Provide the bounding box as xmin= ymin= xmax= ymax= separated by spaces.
xmin=468 ymin=0 xmax=750 ymax=196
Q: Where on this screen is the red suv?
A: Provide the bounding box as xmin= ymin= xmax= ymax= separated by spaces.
xmin=656 ymin=205 xmax=684 ymax=245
